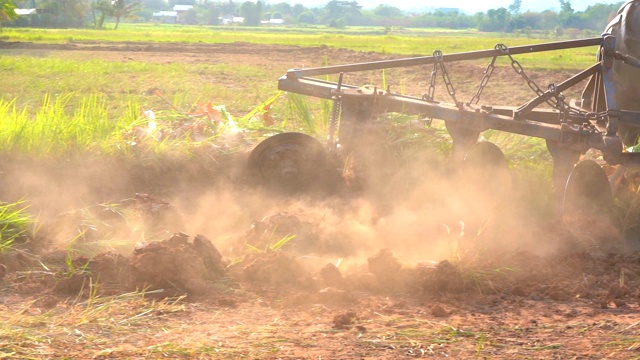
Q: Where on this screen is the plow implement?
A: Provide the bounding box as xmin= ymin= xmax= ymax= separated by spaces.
xmin=250 ymin=31 xmax=640 ymax=218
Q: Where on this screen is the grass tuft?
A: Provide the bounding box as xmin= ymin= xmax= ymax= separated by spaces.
xmin=0 ymin=200 xmax=33 ymax=253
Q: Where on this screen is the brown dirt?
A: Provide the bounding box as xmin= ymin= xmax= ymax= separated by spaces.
xmin=0 ymin=40 xmax=639 ymax=359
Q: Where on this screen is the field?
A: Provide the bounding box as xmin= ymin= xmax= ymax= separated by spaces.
xmin=1 ymin=25 xmax=640 ymax=359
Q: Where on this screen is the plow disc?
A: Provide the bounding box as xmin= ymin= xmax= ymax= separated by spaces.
xmin=248 ymin=132 xmax=329 ymax=192
xmin=563 ymin=160 xmax=614 ymax=218
xmin=461 ymin=141 xmax=511 ymax=197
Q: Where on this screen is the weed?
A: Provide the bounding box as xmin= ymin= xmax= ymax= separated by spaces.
xmin=0 ymin=200 xmax=33 ymax=253
xmin=475 ymin=332 xmax=487 ymax=359
xmin=523 ymin=343 xmax=563 ymax=350
xmin=245 ymin=232 xmax=297 ymax=254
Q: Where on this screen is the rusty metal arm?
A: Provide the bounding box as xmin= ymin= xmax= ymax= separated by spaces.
xmin=284 ymin=37 xmax=604 ymax=78
xmin=347 ymin=90 xmax=603 ymax=147
xmin=615 ymin=51 xmax=640 ymax=69
xmin=280 ymin=75 xmax=572 ymax=125
xmin=513 ymin=63 xmax=601 ymax=119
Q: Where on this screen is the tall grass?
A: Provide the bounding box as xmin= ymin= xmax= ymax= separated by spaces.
xmin=0 ymin=200 xmax=33 ymax=253
xmin=0 ymin=94 xmax=138 ymax=156
xmin=0 ymin=90 xmax=333 ymax=157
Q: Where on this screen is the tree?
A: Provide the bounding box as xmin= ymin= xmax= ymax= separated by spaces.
xmin=112 ymin=0 xmax=139 ymax=29
xmin=579 ymin=3 xmax=619 ymax=31
xmin=479 ymin=7 xmax=510 ymax=32
xmin=558 ymin=0 xmax=578 ymax=28
xmin=291 ymin=4 xmax=305 ymax=17
xmin=559 ymin=0 xmax=573 ymax=14
xmin=38 ymin=0 xmax=91 ymax=28
xmin=205 ymin=3 xmax=221 ymax=25
xmin=324 ymin=0 xmax=361 ymax=26
xmin=240 ymin=0 xmax=261 ymax=26
xmin=92 ymin=0 xmax=113 ymax=28
xmin=508 ymin=0 xmax=521 ymax=15
xmin=0 ymin=0 xmax=18 ymax=29
xmin=297 ymin=11 xmax=314 ymax=24
xmin=220 ymin=0 xmax=236 ymax=16
xmin=269 ymin=2 xmax=290 ymax=15
xmin=373 ymin=4 xmax=402 ymax=18
xmin=270 ymin=11 xmax=282 ymax=19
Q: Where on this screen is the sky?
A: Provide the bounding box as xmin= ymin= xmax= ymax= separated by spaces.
xmin=291 ymin=0 xmax=624 ymax=14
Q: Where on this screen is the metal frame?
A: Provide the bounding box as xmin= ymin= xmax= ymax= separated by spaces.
xmin=278 ymin=35 xmax=640 ymax=168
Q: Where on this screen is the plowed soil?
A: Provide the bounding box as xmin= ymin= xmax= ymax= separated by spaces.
xmin=1 ymin=40 xmax=640 ymax=359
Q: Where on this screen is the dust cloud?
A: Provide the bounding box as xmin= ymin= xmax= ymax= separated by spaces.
xmin=174 ymin=134 xmax=566 ymax=276
xmin=0 ymin=128 xmax=609 ymax=286
xmin=0 ymin=124 xmax=629 ymax=302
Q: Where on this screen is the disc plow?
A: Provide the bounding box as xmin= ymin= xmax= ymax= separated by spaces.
xmin=249 ymin=6 xmax=640 ymax=221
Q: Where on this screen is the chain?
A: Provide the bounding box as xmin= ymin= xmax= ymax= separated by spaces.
xmin=497 ymin=43 xmax=588 ymax=119
xmin=420 ymin=62 xmax=439 ymax=124
xmin=433 ymin=50 xmax=460 ymax=107
xmin=497 ymin=44 xmax=546 ymax=99
xmin=423 ymin=61 xmax=439 ymax=101
xmin=469 ymin=48 xmax=498 ymax=105
xmin=550 ymin=83 xmax=567 ymax=117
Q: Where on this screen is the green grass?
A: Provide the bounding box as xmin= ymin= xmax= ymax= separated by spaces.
xmin=0 ymin=55 xmax=273 ymax=114
xmin=1 ymin=24 xmax=600 ymax=70
xmin=0 ymin=200 xmax=33 ymax=253
xmin=0 ymin=93 xmax=138 ymax=156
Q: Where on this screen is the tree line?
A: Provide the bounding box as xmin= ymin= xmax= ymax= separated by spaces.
xmin=1 ymin=0 xmax=625 ymax=34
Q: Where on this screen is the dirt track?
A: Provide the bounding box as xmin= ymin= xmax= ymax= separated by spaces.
xmin=1 ymin=40 xmax=639 ymax=359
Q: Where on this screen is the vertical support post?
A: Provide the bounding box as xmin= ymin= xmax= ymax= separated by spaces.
xmin=337 ymin=95 xmax=375 ymax=152
xmin=445 ymin=121 xmax=480 ymax=162
xmin=546 ymin=139 xmax=583 ymax=208
xmin=601 ymin=35 xmax=619 ymax=137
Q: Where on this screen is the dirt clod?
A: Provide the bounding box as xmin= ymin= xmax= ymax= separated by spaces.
xmin=332 ymin=311 xmax=358 ymax=329
xmin=430 ymin=304 xmax=448 ymax=317
xmin=129 ymin=233 xmax=226 ymax=295
xmin=241 ymin=251 xmax=315 ymax=290
xmin=33 ymin=295 xmax=60 ymax=310
xmin=134 ymin=193 xmax=185 ymax=235
xmin=317 ymin=287 xmax=354 ymax=305
xmin=89 ymin=251 xmax=130 ymax=285
xmin=368 ymin=248 xmax=402 ymax=290
xmin=319 ymin=263 xmax=345 ymax=288
xmin=237 ymin=212 xmax=318 ymax=254
xmin=193 ymin=234 xmax=225 ymax=275
xmin=420 ymin=260 xmax=466 ymax=294
xmin=54 ymin=273 xmax=90 ymax=295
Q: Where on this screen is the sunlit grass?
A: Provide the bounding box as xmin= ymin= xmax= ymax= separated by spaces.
xmin=0 ymin=200 xmax=33 ymax=253
xmin=0 ymin=94 xmax=136 ymax=156
xmin=1 ymin=25 xmax=600 ymax=70
xmin=0 ymin=55 xmax=273 ymax=114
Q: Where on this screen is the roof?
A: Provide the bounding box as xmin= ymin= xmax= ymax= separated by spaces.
xmin=262 ymin=19 xmax=284 ymax=25
xmin=173 ymin=5 xmax=194 ymax=11
xmin=153 ymin=11 xmax=178 ymax=17
xmin=14 ymin=8 xmax=37 ymax=15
